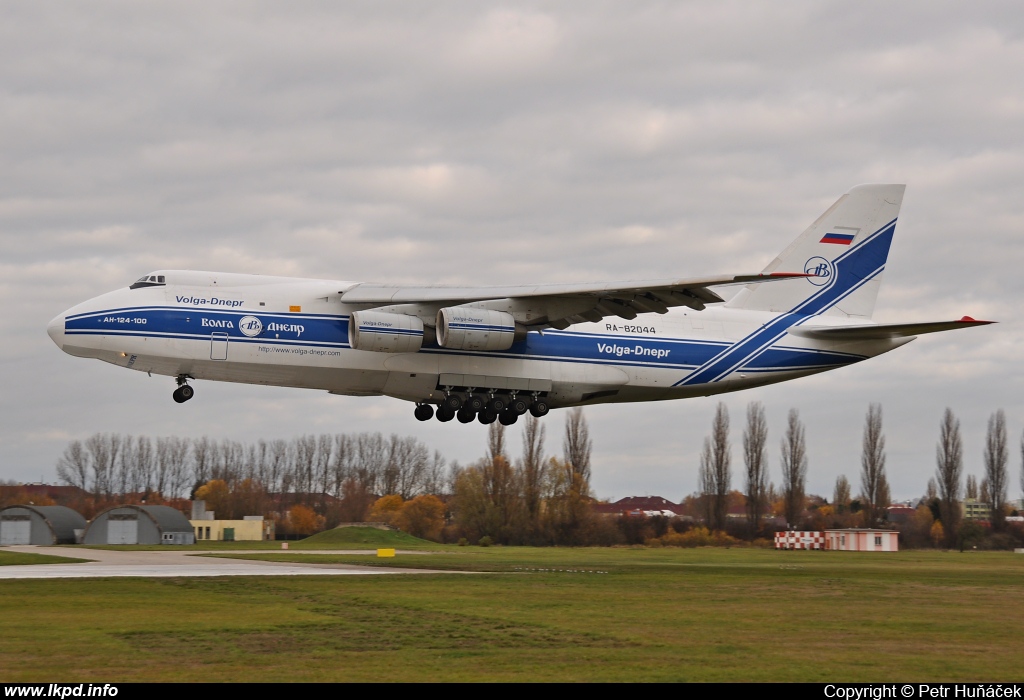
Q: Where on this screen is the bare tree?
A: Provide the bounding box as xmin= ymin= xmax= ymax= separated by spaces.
xmin=698 ymin=441 xmax=715 ymax=526
xmin=481 ymin=422 xmax=521 ymax=542
xmin=397 ymin=436 xmax=430 ymax=499
xmin=520 ymin=414 xmax=547 ymax=523
xmin=980 ymin=478 xmax=991 ymax=507
xmin=423 ymin=450 xmax=447 ymax=497
xmin=964 ymin=475 xmax=978 ymax=500
xmin=56 ymin=440 xmax=91 ymax=492
xmin=875 ymin=472 xmax=891 ymax=520
xmin=936 ymin=408 xmax=963 ymax=548
xmin=833 ymin=475 xmax=851 ymax=514
xmin=132 ymin=436 xmax=155 ymax=495
xmin=166 ymin=437 xmax=192 ymax=499
xmin=563 ymin=407 xmax=592 ymax=484
xmin=85 ymin=433 xmax=121 ymax=498
xmin=703 ymin=403 xmax=731 ymax=532
xmin=191 ymin=437 xmax=214 ymax=496
xmin=1021 ymin=430 xmax=1024 ymax=509
xmin=743 ymin=401 xmax=769 ymax=533
xmin=984 ymin=409 xmax=1008 ymax=531
xmin=860 ymin=403 xmax=887 ymax=527
xmin=780 ymin=409 xmax=807 ymax=528
xmin=488 ymin=422 xmax=506 ymax=465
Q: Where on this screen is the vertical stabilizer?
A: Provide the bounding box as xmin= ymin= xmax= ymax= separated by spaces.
xmin=726 ymin=184 xmax=905 ymax=318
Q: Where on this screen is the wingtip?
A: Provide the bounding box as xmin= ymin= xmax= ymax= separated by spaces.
xmin=959 ymin=316 xmax=996 ymax=325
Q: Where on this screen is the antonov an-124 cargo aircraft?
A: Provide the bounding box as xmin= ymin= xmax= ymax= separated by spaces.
xmin=47 ymin=184 xmax=992 ymax=426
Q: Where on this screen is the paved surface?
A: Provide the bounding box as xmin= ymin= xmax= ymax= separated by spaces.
xmin=0 ymin=546 xmax=450 ymax=580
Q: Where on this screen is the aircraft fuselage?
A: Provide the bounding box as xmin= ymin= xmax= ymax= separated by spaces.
xmin=47 ymin=270 xmax=905 ymax=413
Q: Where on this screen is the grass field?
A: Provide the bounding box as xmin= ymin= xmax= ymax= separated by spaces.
xmin=2 ymin=542 xmax=1023 ymax=681
xmin=0 ymin=551 xmax=91 ymax=566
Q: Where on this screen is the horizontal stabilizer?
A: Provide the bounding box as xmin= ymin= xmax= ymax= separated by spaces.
xmin=789 ymin=316 xmax=995 ymax=341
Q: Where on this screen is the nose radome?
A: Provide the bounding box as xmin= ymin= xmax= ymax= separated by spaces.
xmin=47 ymin=312 xmax=66 ymax=349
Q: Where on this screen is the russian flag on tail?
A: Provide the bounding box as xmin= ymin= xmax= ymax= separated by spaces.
xmin=820 ymin=232 xmax=855 ymax=245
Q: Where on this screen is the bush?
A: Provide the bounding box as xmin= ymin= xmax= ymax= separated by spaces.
xmin=655 ymin=526 xmax=743 ymax=548
xmin=478 ymin=535 xmax=493 ymax=547
xmin=985 ymin=533 xmax=1018 ymax=551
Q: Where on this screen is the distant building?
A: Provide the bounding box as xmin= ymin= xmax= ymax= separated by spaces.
xmin=886 ymin=505 xmax=917 ymax=524
xmin=84 ymin=505 xmax=195 ymax=545
xmin=962 ymin=498 xmax=991 ymax=521
xmin=190 ymin=518 xmax=273 ymax=542
xmin=775 ymin=531 xmax=825 ymax=550
xmin=825 ymin=529 xmax=899 ymax=552
xmin=0 ymin=505 xmax=87 ymax=545
xmin=591 ymin=496 xmax=684 ymax=517
xmin=189 ymin=501 xmax=272 ymax=541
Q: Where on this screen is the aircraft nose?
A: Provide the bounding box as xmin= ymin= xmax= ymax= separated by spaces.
xmin=47 ymin=312 xmax=66 ymax=349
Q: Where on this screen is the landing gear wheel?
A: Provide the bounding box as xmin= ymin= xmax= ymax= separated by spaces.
xmin=457 ymin=408 xmax=476 ymax=424
xmin=487 ymin=396 xmax=506 ymax=413
xmin=414 ymin=404 xmax=434 ymax=421
xmin=172 ymin=385 xmax=194 ymax=403
xmin=498 ymin=410 xmax=519 ymax=426
xmin=478 ymin=409 xmax=497 ymax=425
xmin=467 ymin=394 xmax=485 ymax=413
xmin=436 ymin=406 xmax=455 ymax=422
xmin=510 ymin=397 xmax=529 ymax=415
xmin=443 ymin=394 xmax=464 ymax=412
xmin=529 ymin=400 xmax=549 ymax=418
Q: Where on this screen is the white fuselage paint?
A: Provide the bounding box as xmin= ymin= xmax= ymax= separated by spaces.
xmin=47 ymin=272 xmax=908 ymax=409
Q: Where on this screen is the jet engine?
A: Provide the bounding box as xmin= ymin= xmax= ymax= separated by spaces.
xmin=348 ymin=311 xmax=423 ymax=353
xmin=436 ymin=307 xmax=524 ymax=351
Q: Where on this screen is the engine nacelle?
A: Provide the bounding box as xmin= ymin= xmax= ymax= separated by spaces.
xmin=348 ymin=311 xmax=423 ymax=353
xmin=436 ymin=307 xmax=522 ymax=351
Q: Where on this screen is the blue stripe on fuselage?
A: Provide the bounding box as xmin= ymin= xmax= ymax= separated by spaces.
xmin=62 ymin=305 xmax=864 ymax=373
xmin=673 ymin=217 xmax=895 ymax=386
xmin=65 ymin=306 xmax=350 ymax=347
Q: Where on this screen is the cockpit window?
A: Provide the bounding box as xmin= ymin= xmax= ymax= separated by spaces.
xmin=130 ymin=274 xmax=167 ymax=290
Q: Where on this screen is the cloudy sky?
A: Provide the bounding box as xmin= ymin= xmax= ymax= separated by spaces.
xmin=2 ymin=2 xmax=1021 ymax=503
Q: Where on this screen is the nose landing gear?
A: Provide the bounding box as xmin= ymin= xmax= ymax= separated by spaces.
xmin=172 ymin=375 xmax=195 ymax=404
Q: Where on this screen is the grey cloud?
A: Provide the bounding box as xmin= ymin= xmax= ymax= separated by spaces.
xmin=1 ymin=2 xmax=1021 ymax=502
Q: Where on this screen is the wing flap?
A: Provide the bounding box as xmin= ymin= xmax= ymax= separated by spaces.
xmin=339 ymin=273 xmax=808 ymax=329
xmin=789 ymin=316 xmax=995 ymax=341
xmin=339 ymin=272 xmax=804 ymax=304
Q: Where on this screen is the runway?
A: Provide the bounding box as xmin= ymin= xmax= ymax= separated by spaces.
xmin=0 ymin=546 xmax=452 ymax=580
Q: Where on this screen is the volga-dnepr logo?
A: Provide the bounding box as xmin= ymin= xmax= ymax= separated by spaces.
xmin=238 ymin=315 xmax=264 ymax=337
xmin=803 ymin=256 xmax=835 ymax=287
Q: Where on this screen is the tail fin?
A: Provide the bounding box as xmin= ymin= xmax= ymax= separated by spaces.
xmin=726 ymin=184 xmax=905 ymax=318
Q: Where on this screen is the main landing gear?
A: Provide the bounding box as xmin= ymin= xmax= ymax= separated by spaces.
xmin=172 ymin=375 xmax=194 ymax=404
xmin=415 ymin=391 xmax=550 ymax=425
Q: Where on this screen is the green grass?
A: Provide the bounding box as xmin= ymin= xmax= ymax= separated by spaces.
xmin=1 ymin=548 xmax=1023 ymax=681
xmin=293 ymin=526 xmax=443 ymax=550
xmin=0 ymin=551 xmax=91 ymax=566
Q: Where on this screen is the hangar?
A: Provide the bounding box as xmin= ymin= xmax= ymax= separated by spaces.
xmin=83 ymin=505 xmax=195 ymax=545
xmin=0 ymin=505 xmax=87 ymax=545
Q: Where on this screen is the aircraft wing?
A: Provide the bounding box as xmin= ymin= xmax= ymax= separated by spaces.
xmin=788 ymin=317 xmax=995 ymax=341
xmin=339 ymin=272 xmax=806 ymax=329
